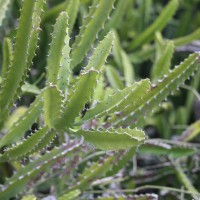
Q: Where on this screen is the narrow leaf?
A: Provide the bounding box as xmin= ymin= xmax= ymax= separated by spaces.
xmin=75 ymin=128 xmax=146 ymax=150
xmin=121 ymin=50 xmax=135 ymax=86
xmin=151 ymin=40 xmax=174 ymax=82
xmin=80 ymin=79 xmax=150 ymax=125
xmin=112 ymin=52 xmax=200 ymax=127
xmin=21 ymin=195 xmax=36 ymax=200
xmin=43 ymin=86 xmax=63 ymax=128
xmin=57 ymin=32 xmax=114 ymax=128
xmin=70 ymin=0 xmax=115 ymax=70
xmin=59 ymin=190 xmax=81 ymax=200
xmin=0 ymin=95 xmax=43 ymax=148
xmin=57 ymin=18 xmax=71 ymax=93
xmin=106 ymin=65 xmax=124 ymax=90
xmin=46 ymin=12 xmax=68 ymax=85
xmin=174 ymin=28 xmax=200 ymax=47
xmin=140 ymin=141 xmax=195 ymax=158
xmin=172 ymin=159 xmax=200 ymax=200
xmin=106 ymin=147 xmax=136 ymax=176
xmin=0 ymin=0 xmax=11 ymax=27
xmin=0 ymin=127 xmax=56 ymax=162
xmin=66 ymin=0 xmax=79 ymax=34
xmin=1 ymin=38 xmax=13 ymax=80
xmin=0 ymin=140 xmax=82 ymax=200
xmin=69 ymin=156 xmax=115 ymax=191
xmin=102 ymin=0 xmax=132 ymax=35
xmin=0 ymin=0 xmax=44 ymax=124
xmin=179 ymin=119 xmax=200 ymax=142
xmin=41 ymin=0 xmax=69 ymax=24
xmin=128 ymin=0 xmax=179 ymax=50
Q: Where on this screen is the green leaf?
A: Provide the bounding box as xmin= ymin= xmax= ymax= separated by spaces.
xmin=3 ymin=107 xmax=27 ymax=132
xmin=46 ymin=12 xmax=69 ymax=85
xmin=21 ymin=195 xmax=37 ymax=200
xmin=121 ymin=50 xmax=135 ymax=86
xmin=98 ymin=194 xmax=158 ymax=200
xmin=154 ymin=32 xmax=165 ymax=55
xmin=75 ymin=128 xmax=146 ymax=150
xmin=57 ymin=15 xmax=71 ymax=93
xmin=112 ymin=52 xmax=200 ymax=127
xmin=128 ymin=0 xmax=179 ymax=50
xmin=70 ymin=0 xmax=99 ymax=52
xmin=172 ymin=159 xmax=200 ymax=199
xmin=92 ymin=75 xmax=106 ymax=102
xmin=138 ymin=0 xmax=153 ymax=32
xmin=41 ymin=0 xmax=78 ymax=32
xmin=0 ymin=127 xmax=56 ymax=162
xmin=59 ymin=190 xmax=81 ymax=200
xmin=183 ymin=69 xmax=200 ymax=124
xmin=106 ymin=147 xmax=136 ymax=176
xmin=0 ymin=0 xmax=11 ymax=27
xmin=0 ymin=0 xmax=44 ymax=125
xmin=57 ymin=32 xmax=114 ymax=128
xmin=69 ymin=156 xmax=116 ymax=191
xmin=0 ymin=141 xmax=82 ymax=200
xmin=70 ymin=0 xmax=115 ymax=70
xmin=179 ymin=119 xmax=200 ymax=142
xmin=140 ymin=141 xmax=195 ymax=158
xmin=102 ymin=0 xmax=132 ymax=35
xmin=26 ymin=0 xmax=44 ymax=72
xmin=0 ymin=95 xmax=43 ymax=148
xmin=66 ymin=0 xmax=79 ymax=34
xmin=174 ymin=28 xmax=200 ymax=47
xmin=21 ymin=82 xmax=41 ymax=95
xmin=106 ymin=65 xmax=124 ymax=90
xmin=129 ymin=46 xmax=155 ymax=64
xmin=1 ymin=37 xmax=13 ymax=80
xmin=43 ymin=86 xmax=63 ymax=128
xmin=112 ymin=31 xmax=123 ymax=71
xmin=112 ymin=31 xmax=135 ymax=85
xmin=41 ymin=0 xmax=69 ymax=24
xmin=79 ymin=79 xmax=150 ymax=125
xmin=151 ymin=40 xmax=174 ymax=82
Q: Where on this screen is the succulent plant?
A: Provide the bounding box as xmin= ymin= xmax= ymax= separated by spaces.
xmin=0 ymin=0 xmax=200 ymax=199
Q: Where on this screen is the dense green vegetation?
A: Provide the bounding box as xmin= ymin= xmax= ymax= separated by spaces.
xmin=0 ymin=0 xmax=200 ymax=199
